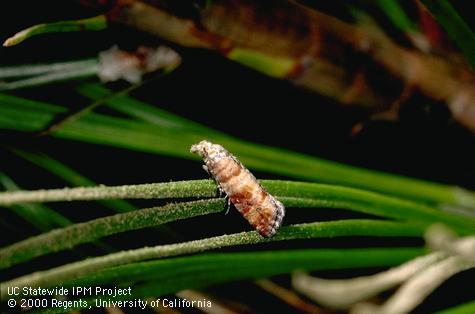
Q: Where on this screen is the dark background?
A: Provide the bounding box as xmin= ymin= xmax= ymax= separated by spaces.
xmin=1 ymin=0 xmax=474 ymax=191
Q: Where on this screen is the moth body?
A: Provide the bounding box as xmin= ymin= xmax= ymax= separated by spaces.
xmin=191 ymin=140 xmax=285 ymax=237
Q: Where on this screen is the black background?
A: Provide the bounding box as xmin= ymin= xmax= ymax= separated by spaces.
xmin=1 ymin=0 xmax=474 ymax=191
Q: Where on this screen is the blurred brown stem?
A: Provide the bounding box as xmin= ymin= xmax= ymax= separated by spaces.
xmin=84 ymin=0 xmax=475 ymax=132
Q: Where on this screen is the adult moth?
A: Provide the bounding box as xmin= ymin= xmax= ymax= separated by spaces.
xmin=191 ymin=140 xmax=285 ymax=237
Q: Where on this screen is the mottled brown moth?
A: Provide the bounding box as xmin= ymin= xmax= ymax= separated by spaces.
xmin=191 ymin=140 xmax=285 ymax=237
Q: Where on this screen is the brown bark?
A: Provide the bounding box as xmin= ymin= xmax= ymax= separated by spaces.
xmin=89 ymin=0 xmax=475 ymax=132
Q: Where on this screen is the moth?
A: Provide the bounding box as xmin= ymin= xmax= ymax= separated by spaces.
xmin=191 ymin=140 xmax=285 ymax=237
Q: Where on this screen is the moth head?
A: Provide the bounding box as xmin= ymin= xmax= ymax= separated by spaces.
xmin=190 ymin=140 xmax=213 ymax=157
